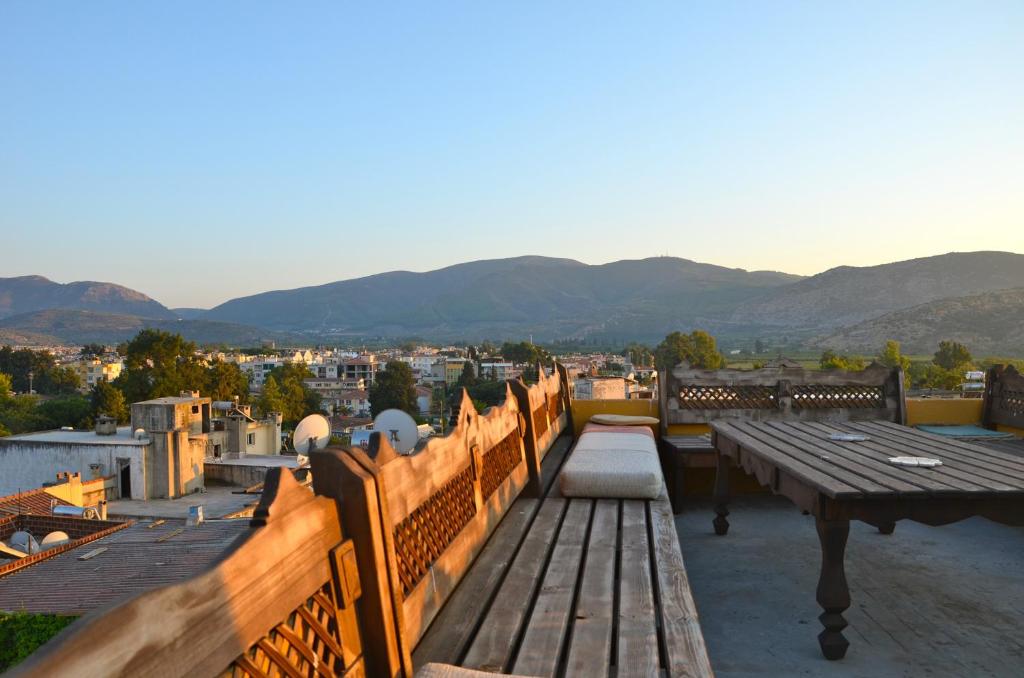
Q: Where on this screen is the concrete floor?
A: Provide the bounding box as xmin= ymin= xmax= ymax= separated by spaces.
xmin=676 ymin=495 xmax=1024 ymax=678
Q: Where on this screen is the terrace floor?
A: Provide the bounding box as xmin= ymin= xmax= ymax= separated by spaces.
xmin=676 ymin=495 xmax=1024 ymax=678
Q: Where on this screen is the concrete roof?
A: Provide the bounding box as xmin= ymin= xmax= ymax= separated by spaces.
xmin=205 ymin=455 xmax=304 ymax=468
xmin=0 ymin=426 xmax=147 ymax=446
xmin=135 ymin=395 xmax=210 ymax=405
xmin=0 ymin=519 xmax=248 ymax=615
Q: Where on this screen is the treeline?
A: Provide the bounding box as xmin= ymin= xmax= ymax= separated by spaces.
xmin=0 ymin=329 xmax=322 ymax=437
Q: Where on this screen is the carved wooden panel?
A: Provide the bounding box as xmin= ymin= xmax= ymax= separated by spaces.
xmin=547 ymin=391 xmax=562 ymax=420
xmin=479 ymin=429 xmax=522 ymax=500
xmin=790 ymin=385 xmax=884 ymax=410
xmin=391 ymin=465 xmax=477 ymax=597
xmin=676 ymin=385 xmax=776 ymax=410
xmin=225 ymin=582 xmax=359 ymax=678
xmin=532 ymin=405 xmax=548 ymax=437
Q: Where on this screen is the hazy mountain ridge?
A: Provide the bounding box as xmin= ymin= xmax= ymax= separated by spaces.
xmin=729 ymin=252 xmax=1024 ymax=330
xmin=203 ymin=256 xmax=803 ymax=340
xmin=811 ymin=287 xmax=1024 ymax=355
xmin=0 ymin=275 xmax=174 ymax=320
xmin=0 ymin=309 xmax=290 ymax=346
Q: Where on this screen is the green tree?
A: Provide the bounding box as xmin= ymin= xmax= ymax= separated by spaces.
xmin=0 ymin=373 xmax=11 ymax=400
xmin=369 ymin=361 xmax=418 ymax=417
xmin=114 ymin=329 xmax=208 ymax=402
xmin=35 ymin=396 xmax=92 ymax=430
xmin=654 ymin=331 xmax=724 ymax=369
xmin=933 ymin=341 xmax=973 ymax=371
xmin=501 ymin=341 xmax=550 ymax=366
xmin=622 ymin=343 xmax=653 ymax=367
xmin=819 ymin=350 xmax=865 ymax=371
xmin=265 ymin=363 xmax=320 ymax=425
xmin=877 ymin=340 xmax=910 ymax=371
xmin=0 ymin=347 xmax=79 ymax=395
xmin=456 ymin=361 xmax=477 ymax=389
xmin=257 ymin=376 xmax=287 ymax=418
xmin=204 ymin=361 xmax=250 ymax=403
xmin=80 ymin=343 xmax=107 ymax=358
xmin=92 ymin=380 xmax=129 ymax=424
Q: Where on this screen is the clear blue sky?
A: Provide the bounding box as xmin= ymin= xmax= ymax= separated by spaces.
xmin=2 ymin=2 xmax=1022 ymax=308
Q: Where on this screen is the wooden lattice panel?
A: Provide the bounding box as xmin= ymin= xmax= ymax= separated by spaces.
xmin=791 ymin=384 xmax=884 ymax=409
xmin=547 ymin=392 xmax=562 ymax=421
xmin=676 ymin=385 xmax=776 ymax=410
xmin=224 ymin=583 xmax=350 ymax=678
xmin=392 ymin=466 xmax=477 ymax=597
xmin=1000 ymin=389 xmax=1024 ymax=417
xmin=479 ymin=430 xmax=522 ymax=500
xmin=532 ymin=406 xmax=549 ymax=436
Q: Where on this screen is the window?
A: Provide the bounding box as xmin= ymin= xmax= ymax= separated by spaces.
xmin=192 ymin=405 xmax=199 ymax=414
xmin=247 ymin=433 xmax=256 ymax=446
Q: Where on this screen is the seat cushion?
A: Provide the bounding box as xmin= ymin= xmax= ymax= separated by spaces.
xmin=590 ymin=413 xmax=660 ymax=426
xmin=559 ymin=427 xmax=663 ymax=499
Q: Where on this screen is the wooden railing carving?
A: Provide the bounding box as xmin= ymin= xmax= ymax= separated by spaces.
xmin=509 ymin=361 xmax=571 ymax=495
xmin=324 ymin=384 xmax=531 ymax=678
xmin=982 ymin=364 xmax=1024 ymax=429
xmin=11 ymin=469 xmax=366 ymax=678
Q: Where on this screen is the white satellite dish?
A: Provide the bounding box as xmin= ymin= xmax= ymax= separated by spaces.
xmin=373 ymin=409 xmax=419 ymax=455
xmin=293 ymin=414 xmax=331 ymax=454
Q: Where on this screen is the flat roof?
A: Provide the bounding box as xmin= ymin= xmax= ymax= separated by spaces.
xmin=0 ymin=426 xmax=147 ymax=446
xmin=134 ymin=395 xmax=210 ymax=405
xmin=205 ymin=454 xmax=304 ymax=468
xmin=0 ymin=519 xmax=248 ymax=615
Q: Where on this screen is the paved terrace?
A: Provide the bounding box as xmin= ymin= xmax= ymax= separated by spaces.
xmin=677 ymin=495 xmax=1024 ymax=678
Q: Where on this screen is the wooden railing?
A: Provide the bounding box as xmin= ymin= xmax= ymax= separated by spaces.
xmin=13 ymin=363 xmax=573 ymax=678
xmin=982 ymin=364 xmax=1024 ymax=430
xmin=11 ymin=468 xmax=366 ymax=678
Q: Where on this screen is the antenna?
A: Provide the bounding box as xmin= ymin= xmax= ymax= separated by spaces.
xmin=293 ymin=414 xmax=331 ymax=454
xmin=373 ymin=409 xmax=419 ymax=455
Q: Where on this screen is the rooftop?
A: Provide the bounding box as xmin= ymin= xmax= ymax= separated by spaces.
xmin=0 ymin=426 xmax=146 ymax=446
xmin=0 ymin=488 xmax=73 ymax=516
xmin=106 ymin=485 xmax=260 ymax=521
xmin=0 ymin=518 xmax=248 ymax=615
xmin=676 ymin=495 xmax=1024 ymax=677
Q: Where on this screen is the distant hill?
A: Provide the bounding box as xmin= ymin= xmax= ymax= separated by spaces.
xmin=172 ymin=307 xmax=208 ymax=320
xmin=811 ymin=288 xmax=1024 ymax=355
xmin=202 ymin=256 xmax=802 ymax=341
xmin=729 ymin=252 xmax=1024 ymax=331
xmin=0 ymin=275 xmax=174 ymax=320
xmin=0 ymin=309 xmax=291 ymax=347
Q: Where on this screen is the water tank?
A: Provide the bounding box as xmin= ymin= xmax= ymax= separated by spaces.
xmin=41 ymin=531 xmax=70 ymax=549
xmin=9 ymin=531 xmax=39 ymax=554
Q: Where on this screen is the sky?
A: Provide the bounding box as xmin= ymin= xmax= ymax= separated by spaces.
xmin=2 ymin=2 xmax=1022 ymax=308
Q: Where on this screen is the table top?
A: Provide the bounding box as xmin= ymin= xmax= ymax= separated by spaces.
xmin=710 ymin=419 xmax=1024 ymax=500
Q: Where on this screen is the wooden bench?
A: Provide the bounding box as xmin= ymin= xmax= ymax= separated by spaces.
xmin=658 ymin=362 xmax=906 ymax=512
xmin=13 ymin=363 xmax=711 ymax=677
xmin=980 ymin=365 xmax=1024 ymax=456
xmin=334 ymin=365 xmax=712 ymax=677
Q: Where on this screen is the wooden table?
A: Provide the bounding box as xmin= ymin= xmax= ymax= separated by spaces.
xmin=710 ymin=419 xmax=1024 ymax=660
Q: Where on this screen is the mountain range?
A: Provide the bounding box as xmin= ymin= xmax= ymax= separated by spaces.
xmin=2 ymin=251 xmax=1023 ymax=354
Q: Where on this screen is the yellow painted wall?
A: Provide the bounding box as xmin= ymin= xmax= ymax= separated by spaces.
xmin=570 ymin=399 xmax=659 ymax=437
xmin=904 ymin=398 xmax=983 ymax=426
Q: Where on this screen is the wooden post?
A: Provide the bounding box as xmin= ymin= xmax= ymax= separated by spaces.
xmin=314 ymin=447 xmax=411 ymax=678
xmin=510 ymin=378 xmax=542 ymax=496
xmin=815 ymin=516 xmax=851 ymax=660
xmin=555 ymin=361 xmax=574 ymax=435
xmin=711 ymin=434 xmax=730 ymax=536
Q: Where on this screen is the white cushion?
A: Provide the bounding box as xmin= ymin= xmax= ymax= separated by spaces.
xmin=415 ymin=664 xmax=539 ymax=678
xmin=559 ymin=430 xmax=663 ymax=499
xmin=590 ymin=413 xmax=659 ymax=426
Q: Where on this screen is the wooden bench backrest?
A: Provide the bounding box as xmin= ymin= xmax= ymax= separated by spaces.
xmin=509 ymin=361 xmax=573 ymax=494
xmin=10 ymin=468 xmax=366 ymax=678
xmin=982 ymin=365 xmax=1024 ymax=429
xmin=659 ymin=362 xmax=906 ymax=431
xmin=329 ymin=383 xmax=554 ymax=677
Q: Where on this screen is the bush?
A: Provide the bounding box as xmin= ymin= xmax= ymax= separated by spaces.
xmin=0 ymin=612 xmax=77 ymax=671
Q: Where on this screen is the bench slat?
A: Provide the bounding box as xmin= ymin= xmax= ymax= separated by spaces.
xmin=617 ymin=500 xmax=659 ymax=677
xmin=649 ymin=496 xmax=715 ymax=678
xmin=512 ymin=499 xmax=593 ymax=677
xmin=462 ymin=498 xmax=567 ymax=672
xmin=564 ymin=499 xmax=618 ymax=677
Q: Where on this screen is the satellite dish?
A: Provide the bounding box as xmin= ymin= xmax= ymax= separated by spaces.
xmin=373 ymin=409 xmax=419 ymax=455
xmin=293 ymin=414 xmax=331 ymax=454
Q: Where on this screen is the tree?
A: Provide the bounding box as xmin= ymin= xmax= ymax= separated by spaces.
xmin=456 ymin=361 xmax=477 ymax=389
xmin=877 ymin=340 xmax=910 ymax=385
xmin=754 ymin=339 xmax=766 ymax=354
xmin=933 ymin=341 xmax=973 ymax=371
xmin=204 ymin=361 xmax=250 ymax=403
xmin=257 ymin=376 xmax=286 ymax=418
xmin=264 ymin=363 xmax=320 ymax=425
xmin=81 ymin=343 xmax=107 ymax=358
xmin=0 ymin=347 xmax=79 ymax=395
xmin=654 ymin=331 xmax=724 ymax=370
xmin=92 ymin=380 xmax=129 ymax=424
xmin=0 ymin=373 xmax=11 ymax=400
xmin=501 ymin=341 xmax=549 ymax=366
xmin=369 ymin=361 xmax=418 ymax=417
xmin=35 ymin=396 xmax=92 ymax=430
xmin=819 ymin=350 xmax=865 ymax=371
xmin=114 ymin=329 xmax=207 ymax=402
xmin=622 ymin=343 xmax=653 ymax=367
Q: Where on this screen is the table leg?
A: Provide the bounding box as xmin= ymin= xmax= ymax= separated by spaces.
xmin=815 ymin=517 xmax=851 ymax=660
xmin=712 ymin=450 xmax=730 ymax=536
